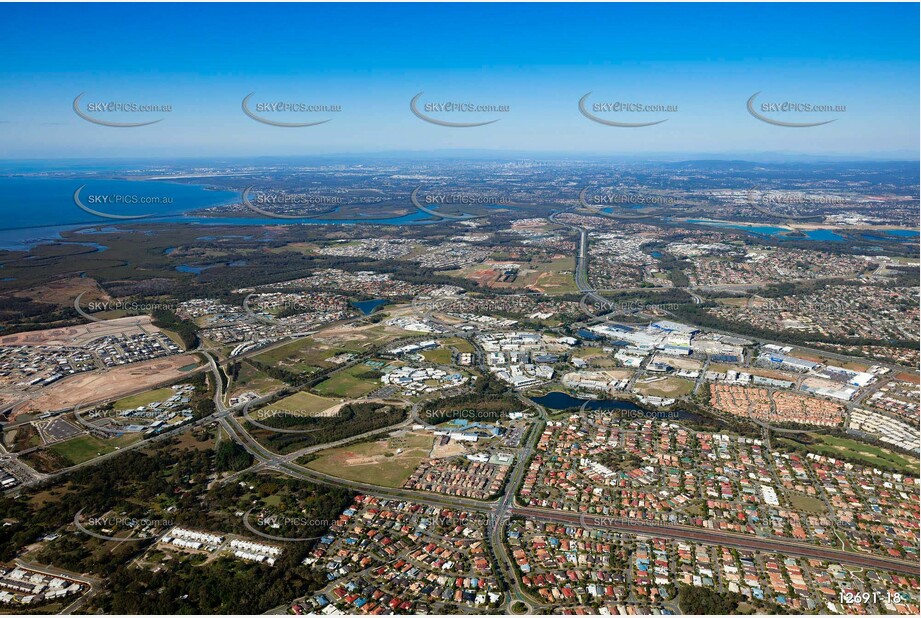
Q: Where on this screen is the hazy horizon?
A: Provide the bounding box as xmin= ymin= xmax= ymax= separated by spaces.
xmin=1 ymin=149 xmax=919 ymax=165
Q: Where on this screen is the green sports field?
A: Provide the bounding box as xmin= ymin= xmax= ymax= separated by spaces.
xmin=312 ymin=365 xmax=379 ymax=398
xmin=257 ymin=391 xmax=341 ymax=417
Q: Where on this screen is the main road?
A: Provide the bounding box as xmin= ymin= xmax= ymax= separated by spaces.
xmin=211 ymin=282 xmax=920 ymax=584
xmin=549 ymin=211 xmax=606 ymax=305
xmin=512 ymin=507 xmax=919 ymax=576
xmin=224 ymin=397 xmax=920 ymax=577
xmin=18 ymin=264 xmax=916 ymax=602
xmin=219 ymin=406 xmax=497 ymax=514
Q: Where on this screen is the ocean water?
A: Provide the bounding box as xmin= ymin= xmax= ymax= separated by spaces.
xmin=0 ymin=176 xmax=238 ymax=250
xmin=0 ymin=176 xmax=444 ymax=250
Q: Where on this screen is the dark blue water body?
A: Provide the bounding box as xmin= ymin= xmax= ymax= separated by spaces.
xmin=682 ymin=219 xmax=918 ymax=245
xmin=196 ymin=234 xmax=254 ymax=241
xmin=175 ymin=264 xmax=213 ymax=275
xmin=802 ymin=229 xmax=844 ymax=241
xmin=75 ymin=226 xmax=126 ymax=235
xmin=859 ymin=229 xmax=920 ymax=242
xmin=650 ymin=251 xmax=663 ymax=259
xmin=284 ymin=202 xmax=508 ymax=225
xmin=602 ymin=204 xmax=644 ymax=213
xmin=883 ymin=229 xmax=919 ymax=238
xmin=163 ymin=247 xmax=177 ymax=255
xmin=352 ymin=298 xmax=389 ymax=315
xmin=0 ymin=224 xmax=97 ymax=252
xmin=684 ymin=219 xmax=789 ymax=236
xmin=531 ymin=391 xmax=703 ymax=421
xmin=176 ymin=260 xmax=247 ymax=275
xmin=177 ymin=207 xmax=439 ymax=228
xmin=0 ymin=177 xmax=520 ymax=250
xmin=0 ymin=177 xmax=238 ymax=250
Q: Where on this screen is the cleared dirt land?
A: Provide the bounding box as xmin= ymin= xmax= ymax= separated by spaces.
xmin=1 ymin=276 xmax=107 ymax=308
xmin=16 ymin=354 xmax=202 ymax=415
xmin=312 ymin=320 xmax=409 ymax=347
xmin=0 ymin=315 xmax=157 ymax=347
xmin=302 ymin=431 xmax=434 ymax=487
xmin=650 ymin=354 xmax=703 ymax=371
xmin=450 ymin=256 xmax=577 ymax=294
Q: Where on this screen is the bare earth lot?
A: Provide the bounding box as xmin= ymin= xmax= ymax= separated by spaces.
xmin=16 ymin=354 xmax=202 ymax=414
xmin=303 ymin=431 xmax=434 ymax=488
xmin=0 ymin=276 xmax=107 ymax=308
xmin=0 ymin=315 xmax=157 ymax=347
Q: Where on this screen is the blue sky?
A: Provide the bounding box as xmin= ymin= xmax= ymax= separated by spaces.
xmin=0 ymin=3 xmax=917 ymax=159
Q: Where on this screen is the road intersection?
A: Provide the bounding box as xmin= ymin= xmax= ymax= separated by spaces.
xmin=4 ymin=213 xmax=918 ymax=613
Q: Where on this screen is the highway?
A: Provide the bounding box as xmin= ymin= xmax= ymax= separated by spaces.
xmin=203 ymin=241 xmax=920 ymax=604
xmin=212 ymin=331 xmax=920 ymax=604
xmin=221 ymin=392 xmax=921 ymax=599
xmin=548 ymin=211 xmax=605 ymax=305
xmin=4 ymin=227 xmax=918 ymax=614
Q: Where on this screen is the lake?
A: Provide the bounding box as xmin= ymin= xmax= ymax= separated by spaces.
xmin=860 ymin=230 xmax=920 ymax=243
xmin=882 ymin=229 xmax=919 ymax=238
xmin=681 ymin=219 xmax=916 ymax=244
xmin=176 ymin=260 xmax=248 ymax=275
xmin=802 ymin=229 xmax=844 ymax=241
xmin=352 ymin=298 xmax=389 ymax=315
xmin=684 ymin=219 xmax=790 ymax=236
xmin=530 ymin=391 xmax=703 ymax=422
